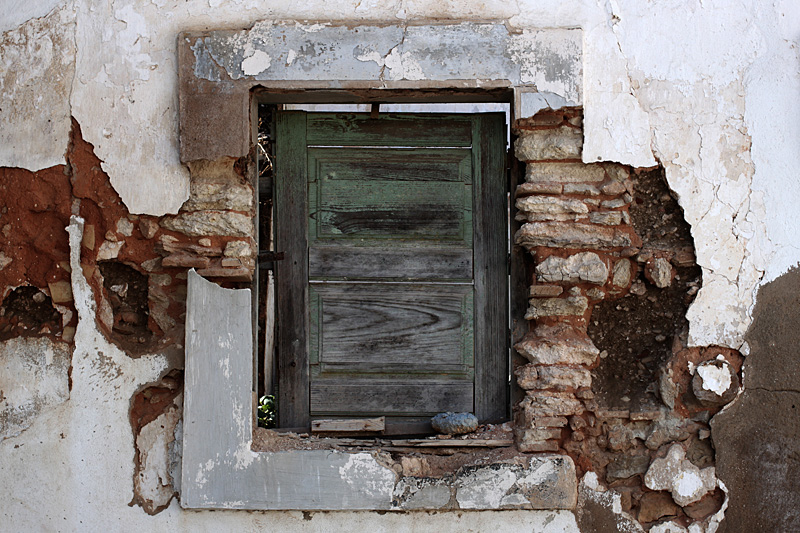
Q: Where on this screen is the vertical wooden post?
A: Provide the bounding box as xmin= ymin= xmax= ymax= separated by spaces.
xmin=275 ymin=111 xmax=310 ymax=429
xmin=473 ymin=113 xmax=509 ymax=422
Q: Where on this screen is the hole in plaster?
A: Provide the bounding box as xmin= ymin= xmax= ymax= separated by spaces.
xmin=588 ymin=166 xmax=702 ymax=411
xmin=98 ymin=261 xmax=153 ymax=352
xmin=0 ymin=285 xmax=64 ymax=341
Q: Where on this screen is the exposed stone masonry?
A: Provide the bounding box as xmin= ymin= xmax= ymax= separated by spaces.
xmin=511 ymin=109 xmax=742 ymax=531
xmin=160 ymin=157 xmax=256 ymax=282
xmin=512 ymin=108 xmax=640 ymax=453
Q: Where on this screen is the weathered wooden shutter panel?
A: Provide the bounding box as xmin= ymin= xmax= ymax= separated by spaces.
xmin=276 ymin=111 xmax=507 ymax=429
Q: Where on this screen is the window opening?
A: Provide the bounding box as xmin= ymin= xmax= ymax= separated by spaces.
xmin=258 ymin=103 xmax=510 ymax=436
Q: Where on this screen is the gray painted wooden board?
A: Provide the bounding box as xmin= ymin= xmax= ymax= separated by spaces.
xmin=182 ymin=270 xmax=397 ymax=510
xmin=312 ymin=417 xmax=385 ymax=433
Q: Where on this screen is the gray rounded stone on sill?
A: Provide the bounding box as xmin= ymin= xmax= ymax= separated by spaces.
xmin=431 ymin=412 xmax=478 ymax=435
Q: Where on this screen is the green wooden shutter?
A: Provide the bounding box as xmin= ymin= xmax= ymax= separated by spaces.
xmin=275 ymin=112 xmax=507 ymax=432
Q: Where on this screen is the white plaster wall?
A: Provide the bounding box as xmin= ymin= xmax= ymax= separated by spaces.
xmin=2 ymin=0 xmax=796 ymax=345
xmin=2 ymin=0 xmax=800 ymax=530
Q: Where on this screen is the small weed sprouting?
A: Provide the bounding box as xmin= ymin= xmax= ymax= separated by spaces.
xmin=257 ymin=394 xmax=276 ymax=429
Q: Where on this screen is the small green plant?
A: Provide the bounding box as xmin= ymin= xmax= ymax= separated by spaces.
xmin=257 ymin=394 xmax=277 ymax=429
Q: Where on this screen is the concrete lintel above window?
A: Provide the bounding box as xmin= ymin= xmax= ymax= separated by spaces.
xmin=181 ymin=270 xmax=578 ymax=510
xmin=177 ymin=22 xmax=582 ymax=162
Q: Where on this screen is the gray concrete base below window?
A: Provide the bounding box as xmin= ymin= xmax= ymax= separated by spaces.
xmin=181 ymin=270 xmax=578 ymax=510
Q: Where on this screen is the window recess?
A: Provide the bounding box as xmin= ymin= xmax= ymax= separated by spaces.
xmin=266 ymin=110 xmax=509 ymax=434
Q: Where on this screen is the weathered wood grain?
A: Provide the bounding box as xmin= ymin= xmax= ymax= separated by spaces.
xmin=472 ymin=113 xmax=510 ymax=423
xmin=390 ymin=439 xmax=513 ymax=447
xmin=309 ymin=180 xmax=469 ymax=240
xmin=311 ymin=417 xmax=386 ymax=433
xmin=310 ymin=379 xmax=474 ymax=416
xmin=309 ymin=246 xmax=472 ymax=280
xmin=306 ymin=113 xmax=472 ymax=147
xmin=275 ymin=111 xmax=310 ymax=429
xmin=309 ymin=147 xmax=472 ymax=182
xmin=309 ymin=283 xmax=473 ymax=370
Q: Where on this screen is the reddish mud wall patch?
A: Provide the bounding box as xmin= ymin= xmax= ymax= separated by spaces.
xmin=0 ymin=164 xmax=75 ymax=344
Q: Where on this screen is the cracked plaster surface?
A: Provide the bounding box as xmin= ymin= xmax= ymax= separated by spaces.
xmin=3 ymin=0 xmax=793 ymax=346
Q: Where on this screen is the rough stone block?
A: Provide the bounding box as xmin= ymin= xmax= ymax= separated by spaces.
xmin=516 ymin=182 xmax=563 ymax=195
xmin=646 ymin=257 xmax=674 ymax=288
xmin=588 ymin=211 xmax=623 ymax=225
xmin=644 ymin=444 xmax=716 ymax=507
xmin=157 ymin=240 xmax=223 ymax=257
xmin=220 ymin=257 xmax=242 ymax=268
xmin=515 ymin=127 xmax=582 ymax=161
xmin=223 ymin=239 xmax=253 ymax=257
xmin=529 ymin=285 xmax=563 ymax=298
xmin=563 ymin=183 xmax=600 ymax=195
xmin=47 ymin=280 xmax=73 ymax=303
xmin=600 ymin=180 xmax=627 ymax=195
xmin=604 ymin=164 xmax=629 ymax=182
xmin=520 ymin=392 xmax=584 ymax=417
xmin=515 ymin=222 xmax=633 ymax=250
xmin=606 ymin=454 xmax=652 ymax=483
xmin=516 ymin=212 xmax=586 ymax=223
xmin=535 ymin=252 xmax=608 ymax=284
xmin=514 ymin=335 xmax=599 ymax=366
xmin=611 ymin=259 xmax=632 ymax=288
xmin=601 ymin=195 xmax=631 ymax=209
xmin=637 ymin=491 xmax=679 ymax=523
xmin=116 ymin=218 xmax=134 ymax=237
xmin=525 ymin=288 xmax=588 ymax=319
xmin=516 ymin=195 xmax=588 ymax=216
xmin=183 ymin=180 xmax=254 ymax=212
xmin=530 ymin=416 xmax=570 ymax=428
xmin=195 ymin=265 xmax=253 ymax=281
xmin=525 ymin=162 xmax=605 ymax=184
xmin=139 ymin=218 xmax=159 ymax=239
xmin=162 ymin=253 xmax=211 ymax=268
xmin=431 ymin=412 xmax=478 ymax=435
xmin=161 ymin=211 xmax=253 ymax=237
xmin=517 ymin=440 xmax=560 ymax=453
xmin=97 ymin=240 xmax=124 ymax=260
xmin=516 ymin=427 xmax=562 ymax=443
xmin=516 ymin=364 xmax=592 ymax=391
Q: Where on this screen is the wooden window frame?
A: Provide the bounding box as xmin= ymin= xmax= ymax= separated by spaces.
xmin=269 ymin=107 xmax=510 ymax=431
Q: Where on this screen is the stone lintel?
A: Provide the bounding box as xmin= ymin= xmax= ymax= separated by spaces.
xmin=179 ymin=23 xmax=583 ymax=162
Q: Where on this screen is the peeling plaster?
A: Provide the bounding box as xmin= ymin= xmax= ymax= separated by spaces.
xmin=0 ymin=3 xmax=76 ymax=171
xmin=697 ymin=361 xmax=732 ymax=396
